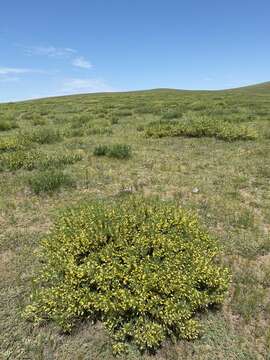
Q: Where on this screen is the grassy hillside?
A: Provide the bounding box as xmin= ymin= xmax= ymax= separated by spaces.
xmin=231 ymin=81 xmax=270 ymax=93
xmin=0 ymin=83 xmax=270 ymax=359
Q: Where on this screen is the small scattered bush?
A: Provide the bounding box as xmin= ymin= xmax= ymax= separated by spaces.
xmin=22 ymin=112 xmax=39 ymax=120
xmin=135 ymin=104 xmax=155 ymax=114
xmin=110 ymin=115 xmax=119 ymax=125
xmin=189 ymin=101 xmax=208 ymax=111
xmin=24 ymin=196 xmax=229 ymax=354
xmin=114 ymin=109 xmax=133 ymax=117
xmin=87 ymin=127 xmax=112 ymax=136
xmin=0 ymin=119 xmax=18 ymax=131
xmin=69 ymin=114 xmax=91 ymax=129
xmin=93 ymin=144 xmax=131 ymax=159
xmin=107 ymin=144 xmax=132 ymax=159
xmin=136 ymin=125 xmax=144 ymax=132
xmin=65 ymin=128 xmax=86 ymax=138
xmin=28 ymin=170 xmax=74 ymax=194
xmin=93 ymin=144 xmax=108 ymax=156
xmin=161 ymin=108 xmax=183 ymax=120
xmin=26 ymin=128 xmax=62 ymax=144
xmin=31 ymin=116 xmax=47 ymax=126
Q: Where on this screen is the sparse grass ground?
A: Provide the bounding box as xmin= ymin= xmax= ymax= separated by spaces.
xmin=0 ymin=86 xmax=270 ymax=359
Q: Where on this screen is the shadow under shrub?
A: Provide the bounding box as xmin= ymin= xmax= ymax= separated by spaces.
xmin=24 ymin=196 xmax=229 ymax=354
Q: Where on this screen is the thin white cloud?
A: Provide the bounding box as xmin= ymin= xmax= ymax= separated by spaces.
xmin=72 ymin=56 xmax=92 ymax=69
xmin=0 ymin=76 xmax=20 ymax=82
xmin=0 ymin=67 xmax=35 ymax=75
xmin=61 ymin=78 xmax=113 ymax=93
xmin=23 ymin=46 xmax=77 ymax=58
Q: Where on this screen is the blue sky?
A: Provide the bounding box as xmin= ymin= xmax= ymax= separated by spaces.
xmin=0 ymin=0 xmax=270 ymax=102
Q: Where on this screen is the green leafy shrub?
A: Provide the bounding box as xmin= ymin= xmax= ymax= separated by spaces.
xmin=107 ymin=144 xmax=131 ymax=159
xmin=93 ymin=144 xmax=131 ymax=159
xmin=114 ymin=109 xmax=133 ymax=117
xmin=87 ymin=127 xmax=112 ymax=136
xmin=69 ymin=114 xmax=91 ymax=129
xmin=189 ymin=100 xmax=208 ymax=111
xmin=24 ymin=196 xmax=229 ymax=354
xmin=31 ymin=116 xmax=47 ymax=126
xmin=161 ymin=108 xmax=183 ymax=120
xmin=135 ymin=104 xmax=155 ymax=114
xmin=65 ymin=128 xmax=85 ymax=138
xmin=21 ymin=111 xmax=39 ymax=120
xmin=28 ymin=170 xmax=74 ymax=194
xmin=0 ymin=119 xmax=18 ymax=131
xmin=26 ymin=128 xmax=62 ymax=144
xmin=110 ymin=115 xmax=119 ymax=125
xmin=93 ymin=144 xmax=109 ymax=156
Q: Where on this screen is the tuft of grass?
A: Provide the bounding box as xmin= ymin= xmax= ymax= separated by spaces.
xmin=28 ymin=170 xmax=74 ymax=194
xmin=114 ymin=109 xmax=133 ymax=117
xmin=110 ymin=115 xmax=119 ymax=125
xmin=38 ymin=152 xmax=83 ymax=169
xmin=93 ymin=144 xmax=109 ymax=156
xmin=87 ymin=127 xmax=112 ymax=136
xmin=93 ymin=143 xmax=131 ymax=159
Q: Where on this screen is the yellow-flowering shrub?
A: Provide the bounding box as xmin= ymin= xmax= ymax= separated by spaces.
xmin=0 ymin=135 xmax=26 ymax=152
xmin=0 ymin=150 xmax=82 ymax=172
xmin=25 ymin=196 xmax=230 ymax=354
xmin=144 ymin=115 xmax=258 ymax=141
xmin=0 ymin=150 xmax=40 ymax=171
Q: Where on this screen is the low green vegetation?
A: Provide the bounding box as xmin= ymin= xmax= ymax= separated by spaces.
xmin=28 ymin=169 xmax=74 ymax=194
xmin=26 ymin=127 xmax=62 ymax=144
xmin=94 ymin=143 xmax=132 ymax=159
xmin=1 ymin=82 xmax=270 ymax=359
xmin=0 ymin=119 xmax=18 ymax=131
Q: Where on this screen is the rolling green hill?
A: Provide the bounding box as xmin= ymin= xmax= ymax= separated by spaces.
xmin=232 ymin=81 xmax=270 ymax=92
xmin=0 ymin=82 xmax=270 ymax=359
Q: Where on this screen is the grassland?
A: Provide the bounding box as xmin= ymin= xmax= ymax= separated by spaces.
xmin=0 ymin=83 xmax=270 ymax=359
